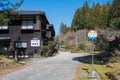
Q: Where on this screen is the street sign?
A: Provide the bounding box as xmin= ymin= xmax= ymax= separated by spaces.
xmin=88 ymin=30 xmax=97 ymax=41
xmin=87 ymin=30 xmax=100 ymax=80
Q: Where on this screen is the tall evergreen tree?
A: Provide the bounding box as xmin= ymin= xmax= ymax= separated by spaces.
xmin=0 ymin=0 xmax=24 ymax=23
xmin=110 ymin=0 xmax=120 ymax=29
xmin=0 ymin=0 xmax=24 ymax=10
xmin=71 ymin=8 xmax=81 ymax=28
xmin=0 ymin=0 xmax=24 ymax=60
xmin=72 ymin=1 xmax=89 ymax=29
xmin=60 ymin=23 xmax=68 ymax=34
xmin=111 ymin=0 xmax=120 ymax=18
xmin=71 ymin=1 xmax=111 ymax=30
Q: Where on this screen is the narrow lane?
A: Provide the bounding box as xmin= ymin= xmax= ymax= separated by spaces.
xmin=0 ymin=52 xmax=83 ymax=80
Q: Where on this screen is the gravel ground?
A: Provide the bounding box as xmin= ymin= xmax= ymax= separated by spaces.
xmin=0 ymin=52 xmax=83 ymax=80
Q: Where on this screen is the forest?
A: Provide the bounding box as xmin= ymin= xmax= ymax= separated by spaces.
xmin=59 ymin=0 xmax=120 ymax=61
xmin=58 ymin=1 xmax=120 ymax=79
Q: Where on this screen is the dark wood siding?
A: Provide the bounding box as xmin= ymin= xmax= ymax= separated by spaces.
xmin=0 ymin=10 xmax=55 ymax=56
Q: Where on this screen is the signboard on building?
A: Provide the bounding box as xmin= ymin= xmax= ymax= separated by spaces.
xmin=15 ymin=41 xmax=27 ymax=48
xmin=31 ymin=38 xmax=40 ymax=47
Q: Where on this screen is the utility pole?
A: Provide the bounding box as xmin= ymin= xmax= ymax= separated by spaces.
xmin=75 ymin=26 xmax=78 ymax=49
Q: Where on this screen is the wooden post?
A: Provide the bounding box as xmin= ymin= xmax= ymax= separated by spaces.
xmin=15 ymin=50 xmax=18 ymax=61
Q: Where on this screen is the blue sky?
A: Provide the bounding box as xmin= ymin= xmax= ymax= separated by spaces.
xmin=18 ymin=0 xmax=112 ymax=35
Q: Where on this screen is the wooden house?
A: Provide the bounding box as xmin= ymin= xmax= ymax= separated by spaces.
xmin=0 ymin=10 xmax=55 ymax=57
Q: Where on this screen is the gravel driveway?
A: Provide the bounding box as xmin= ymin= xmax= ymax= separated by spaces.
xmin=0 ymin=52 xmax=83 ymax=80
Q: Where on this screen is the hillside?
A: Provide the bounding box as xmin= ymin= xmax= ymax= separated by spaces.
xmin=59 ymin=29 xmax=120 ymax=79
xmin=59 ymin=29 xmax=120 ymax=59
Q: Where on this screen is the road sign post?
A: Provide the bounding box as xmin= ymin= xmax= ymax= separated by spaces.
xmin=87 ymin=30 xmax=100 ymax=80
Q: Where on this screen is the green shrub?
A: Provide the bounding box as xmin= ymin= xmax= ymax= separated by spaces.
xmin=78 ymin=43 xmax=88 ymax=52
xmin=78 ymin=43 xmax=85 ymax=50
xmin=41 ymin=46 xmax=48 ymax=57
xmin=105 ymin=72 xmax=117 ymax=80
xmin=0 ymin=47 xmax=7 ymax=55
xmin=66 ymin=44 xmax=72 ymax=50
xmin=94 ymin=35 xmax=109 ymax=51
xmin=41 ymin=41 xmax=55 ymax=57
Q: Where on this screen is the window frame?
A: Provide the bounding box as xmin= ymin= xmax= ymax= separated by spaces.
xmin=0 ymin=23 xmax=8 ymax=30
xmin=21 ymin=20 xmax=34 ymax=30
xmin=15 ymin=41 xmax=27 ymax=48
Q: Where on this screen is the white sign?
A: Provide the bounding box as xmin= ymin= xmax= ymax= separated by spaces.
xmin=15 ymin=42 xmax=27 ymax=48
xmin=31 ymin=39 xmax=40 ymax=47
xmin=88 ymin=30 xmax=97 ymax=41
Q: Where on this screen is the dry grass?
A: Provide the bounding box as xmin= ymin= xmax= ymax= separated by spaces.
xmin=0 ymin=56 xmax=33 ymax=77
xmin=75 ymin=60 xmax=120 ymax=80
xmin=0 ymin=55 xmax=13 ymax=63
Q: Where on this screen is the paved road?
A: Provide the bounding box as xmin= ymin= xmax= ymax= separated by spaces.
xmin=0 ymin=52 xmax=83 ymax=80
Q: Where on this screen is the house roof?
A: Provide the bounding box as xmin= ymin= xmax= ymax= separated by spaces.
xmin=0 ymin=10 xmax=45 ymax=15
xmin=0 ymin=10 xmax=50 ymax=27
xmin=14 ymin=10 xmax=45 ymax=15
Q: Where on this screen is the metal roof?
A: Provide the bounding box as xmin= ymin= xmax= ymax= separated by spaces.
xmin=0 ymin=10 xmax=45 ymax=15
xmin=14 ymin=10 xmax=45 ymax=15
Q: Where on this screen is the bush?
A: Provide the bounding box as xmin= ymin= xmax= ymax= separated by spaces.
xmin=95 ymin=35 xmax=109 ymax=51
xmin=41 ymin=46 xmax=48 ymax=57
xmin=0 ymin=47 xmax=7 ymax=55
xmin=66 ymin=44 xmax=72 ymax=51
xmin=78 ymin=43 xmax=85 ymax=50
xmin=78 ymin=43 xmax=89 ymax=52
xmin=41 ymin=41 xmax=55 ymax=57
xmin=105 ymin=72 xmax=117 ymax=80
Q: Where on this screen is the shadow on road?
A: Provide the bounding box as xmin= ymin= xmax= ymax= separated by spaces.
xmin=72 ymin=54 xmax=92 ymax=64
xmin=72 ymin=54 xmax=104 ymax=65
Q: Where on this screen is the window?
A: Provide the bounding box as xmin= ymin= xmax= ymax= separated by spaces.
xmin=46 ymin=25 xmax=49 ymax=30
xmin=45 ymin=31 xmax=51 ymax=38
xmin=0 ymin=24 xmax=8 ymax=29
xmin=15 ymin=42 xmax=27 ymax=48
xmin=22 ymin=21 xmax=33 ymax=29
